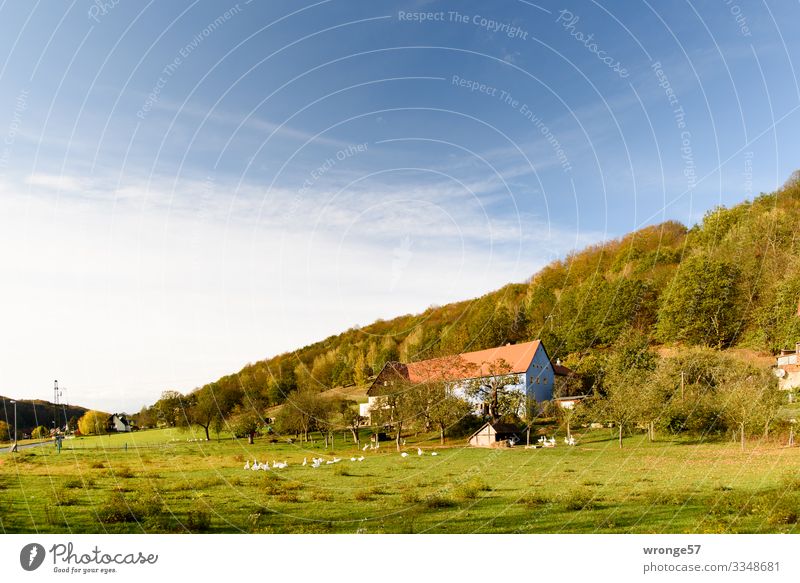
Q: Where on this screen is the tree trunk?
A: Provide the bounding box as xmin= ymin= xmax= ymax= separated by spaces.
xmin=204 ymin=425 xmax=210 ymax=441
xmin=567 ymin=421 xmax=571 ymax=440
xmin=248 ymin=432 xmax=254 ymax=445
xmin=618 ymin=424 xmax=623 ymax=448
xmin=396 ymin=424 xmax=402 ymax=452
xmin=526 ymin=426 xmax=531 ymax=446
xmin=740 ymin=422 xmax=745 ymax=451
xmin=351 ymin=428 xmax=359 ymax=448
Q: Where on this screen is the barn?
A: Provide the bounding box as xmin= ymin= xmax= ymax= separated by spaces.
xmin=364 ymin=340 xmax=559 ymax=423
xmin=468 ymin=422 xmax=522 ymax=448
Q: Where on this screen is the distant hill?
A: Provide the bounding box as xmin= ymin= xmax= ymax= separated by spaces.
xmin=0 ymin=396 xmax=89 ymax=434
xmin=147 ymin=174 xmax=800 ymax=413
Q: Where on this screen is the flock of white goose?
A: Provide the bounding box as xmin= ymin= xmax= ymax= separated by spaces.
xmin=243 ymin=445 xmax=439 ymax=470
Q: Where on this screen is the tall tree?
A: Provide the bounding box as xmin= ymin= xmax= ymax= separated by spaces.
xmin=464 ymin=358 xmax=521 ymax=421
xmin=656 ymin=254 xmax=743 ymax=348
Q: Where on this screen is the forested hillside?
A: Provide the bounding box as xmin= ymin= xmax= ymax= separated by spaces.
xmin=141 ymin=174 xmax=800 ymax=428
xmin=0 ymin=397 xmax=87 ymax=435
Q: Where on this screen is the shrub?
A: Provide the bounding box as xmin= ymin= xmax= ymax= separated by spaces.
xmin=54 ymin=491 xmax=79 ymax=506
xmin=354 ymin=489 xmax=374 ymax=501
xmin=454 ymin=478 xmax=490 ymax=501
xmin=562 ymin=489 xmax=598 ymax=511
xmin=768 ymin=508 xmax=799 ymax=526
xmin=113 ymin=466 xmax=134 ymax=479
xmin=186 ymin=510 xmax=212 ymax=532
xmin=98 ymin=489 xmax=163 ymax=524
xmin=520 ymin=493 xmax=552 ymax=507
xmin=277 ymin=492 xmax=300 ymax=503
xmin=424 ymin=494 xmax=456 ymax=509
xmin=312 ymin=491 xmax=333 ymax=502
xmin=400 ymin=490 xmax=420 ymax=504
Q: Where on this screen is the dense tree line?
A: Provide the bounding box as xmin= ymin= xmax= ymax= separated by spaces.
xmin=135 ymin=177 xmax=800 ymax=443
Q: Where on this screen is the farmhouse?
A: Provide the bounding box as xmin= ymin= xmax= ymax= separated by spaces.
xmin=775 ymin=342 xmax=800 ymax=395
xmin=107 ymin=414 xmax=131 ymax=433
xmin=468 ymin=422 xmax=522 ymax=447
xmin=363 ymin=340 xmax=560 ymax=422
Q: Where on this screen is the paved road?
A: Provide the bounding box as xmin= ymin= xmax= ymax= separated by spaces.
xmin=0 ymin=440 xmax=50 ymax=453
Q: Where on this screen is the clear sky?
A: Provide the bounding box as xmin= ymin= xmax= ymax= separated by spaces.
xmin=1 ymin=0 xmax=799 ymax=412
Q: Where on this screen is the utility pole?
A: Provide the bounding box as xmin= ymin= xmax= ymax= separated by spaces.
xmin=10 ymin=400 xmax=17 ymax=452
xmin=53 ymin=380 xmax=62 ymax=434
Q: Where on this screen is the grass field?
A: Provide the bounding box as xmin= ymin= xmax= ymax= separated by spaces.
xmin=2 ymin=427 xmax=800 ymax=534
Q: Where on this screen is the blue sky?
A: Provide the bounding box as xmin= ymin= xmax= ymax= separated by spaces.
xmin=1 ymin=0 xmax=799 ymax=411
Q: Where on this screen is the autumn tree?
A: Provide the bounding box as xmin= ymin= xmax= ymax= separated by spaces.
xmin=155 ymin=390 xmax=184 ymax=427
xmin=465 ymin=358 xmax=521 ymax=421
xmin=0 ymin=420 xmax=9 ymax=442
xmin=338 ymin=399 xmax=363 ymax=448
xmin=78 ymin=410 xmax=110 ymax=436
xmin=656 ymin=254 xmax=744 ymax=348
xmin=227 ymin=404 xmax=262 ymax=444
xmin=32 ymin=425 xmax=49 ymax=439
xmin=719 ymin=370 xmax=781 ymax=450
xmin=372 ymin=383 xmax=417 ymax=452
xmin=598 ymin=370 xmax=643 ymax=448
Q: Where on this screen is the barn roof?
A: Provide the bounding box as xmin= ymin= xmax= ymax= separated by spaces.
xmin=368 ymin=341 xmax=543 ymax=396
xmin=468 ymin=421 xmax=522 ymax=440
xmin=551 ymin=362 xmax=574 ymax=376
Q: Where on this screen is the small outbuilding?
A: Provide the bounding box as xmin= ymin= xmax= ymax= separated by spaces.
xmin=468 ymin=422 xmax=522 ymax=448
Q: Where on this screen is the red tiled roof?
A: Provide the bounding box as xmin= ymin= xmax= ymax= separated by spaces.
xmin=367 ymin=341 xmax=544 ymax=396
xmin=405 ymin=340 xmax=542 ymax=383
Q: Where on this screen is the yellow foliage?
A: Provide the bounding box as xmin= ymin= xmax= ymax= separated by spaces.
xmin=78 ymin=410 xmax=109 ymax=435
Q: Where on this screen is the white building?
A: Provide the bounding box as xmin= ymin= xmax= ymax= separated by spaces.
xmin=775 ymin=342 xmax=800 ymax=395
xmin=364 ymin=340 xmax=558 ymax=422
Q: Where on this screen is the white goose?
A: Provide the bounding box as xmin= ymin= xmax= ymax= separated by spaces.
xmin=417 ymin=448 xmax=424 ymax=456
xmin=244 ymin=460 xmax=250 ymax=470
xmin=400 ymin=452 xmax=409 ymax=458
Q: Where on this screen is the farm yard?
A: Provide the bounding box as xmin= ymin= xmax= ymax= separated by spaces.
xmin=2 ymin=427 xmax=800 ymax=534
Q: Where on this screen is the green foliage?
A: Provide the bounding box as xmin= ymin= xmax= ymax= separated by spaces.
xmin=0 ymin=420 xmax=11 ymax=441
xmin=657 ymin=254 xmax=744 ymax=347
xmin=31 ymin=425 xmax=49 ymax=439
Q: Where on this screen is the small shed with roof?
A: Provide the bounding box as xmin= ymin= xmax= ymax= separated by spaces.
xmin=468 ymin=421 xmax=522 ymax=447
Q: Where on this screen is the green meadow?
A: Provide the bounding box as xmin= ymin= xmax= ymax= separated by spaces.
xmin=2 ymin=428 xmax=800 ymax=534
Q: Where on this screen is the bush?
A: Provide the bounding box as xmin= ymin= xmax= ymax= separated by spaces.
xmin=453 ymin=478 xmax=490 ymax=501
xmin=424 ymin=494 xmax=456 ymax=509
xmin=520 ymin=493 xmax=552 ymax=507
xmin=113 ymin=466 xmax=134 ymax=479
xmin=562 ymin=489 xmax=598 ymax=511
xmin=32 ymin=426 xmax=49 ymax=439
xmin=354 ymin=489 xmax=374 ymax=501
xmin=400 ymin=490 xmax=420 ymax=504
xmin=98 ymin=490 xmax=163 ymax=524
xmin=186 ymin=510 xmax=212 ymax=532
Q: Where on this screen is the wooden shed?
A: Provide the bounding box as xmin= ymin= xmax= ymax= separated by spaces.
xmin=468 ymin=422 xmax=522 ymax=447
